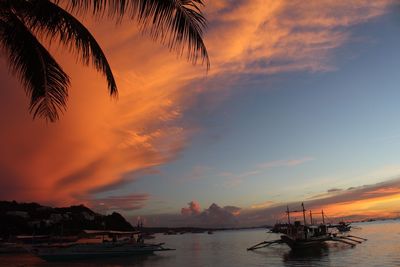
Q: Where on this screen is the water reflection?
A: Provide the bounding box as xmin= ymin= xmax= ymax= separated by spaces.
xmin=282 ymin=247 xmax=329 ymax=267
xmin=1 ymin=221 xmax=400 ymax=267
xmin=76 ymin=254 xmax=160 ymax=267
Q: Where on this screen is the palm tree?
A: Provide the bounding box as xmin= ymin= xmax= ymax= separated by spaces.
xmin=0 ymin=0 xmax=209 ymax=122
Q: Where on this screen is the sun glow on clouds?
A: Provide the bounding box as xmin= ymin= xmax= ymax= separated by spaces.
xmin=322 ymin=189 xmax=400 ymax=218
xmin=227 ymin=178 xmax=400 ymax=226
xmin=0 ymin=0 xmax=392 ymax=211
xmin=297 ymin=179 xmax=400 ymax=220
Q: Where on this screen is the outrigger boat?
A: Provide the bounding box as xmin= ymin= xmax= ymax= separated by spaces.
xmin=31 ymin=230 xmax=174 ymax=261
xmin=248 ymin=203 xmax=367 ymax=251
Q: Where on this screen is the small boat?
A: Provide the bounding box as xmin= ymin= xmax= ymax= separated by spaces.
xmin=164 ymin=230 xmax=177 ymax=235
xmin=269 ymin=223 xmax=289 ymax=234
xmin=329 ymin=221 xmax=352 ymax=232
xmin=207 ymin=230 xmax=213 ymax=235
xmin=30 ymin=230 xmax=174 ymax=261
xmin=247 ymin=203 xmax=367 ymax=251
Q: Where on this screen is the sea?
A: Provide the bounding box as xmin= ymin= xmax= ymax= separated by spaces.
xmin=1 ymin=220 xmax=400 ymax=267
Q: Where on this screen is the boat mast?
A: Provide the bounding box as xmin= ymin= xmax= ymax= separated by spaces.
xmin=309 ymin=210 xmax=313 ymax=225
xmin=286 ymin=205 xmax=291 ymax=224
xmin=322 ymin=210 xmax=325 ymax=224
xmin=302 ymin=203 xmax=307 ymax=226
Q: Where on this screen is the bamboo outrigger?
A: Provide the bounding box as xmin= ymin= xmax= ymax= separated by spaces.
xmin=248 ymin=203 xmax=367 ymax=251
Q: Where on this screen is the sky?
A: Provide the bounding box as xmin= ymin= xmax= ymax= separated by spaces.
xmin=1 ymin=0 xmax=400 ymax=227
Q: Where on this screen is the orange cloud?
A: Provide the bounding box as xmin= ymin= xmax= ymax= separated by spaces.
xmin=323 ymin=191 xmax=400 ymax=218
xmin=204 ymin=0 xmax=391 ymax=75
xmin=0 ymin=0 xmax=392 ymax=208
xmin=181 ymin=201 xmax=201 ymax=216
xmin=233 ymin=178 xmax=400 ymax=226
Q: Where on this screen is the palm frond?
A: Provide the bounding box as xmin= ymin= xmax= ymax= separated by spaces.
xmin=0 ymin=11 xmax=69 ymax=122
xmin=14 ymin=0 xmax=117 ymax=97
xmin=61 ymin=0 xmax=210 ymax=68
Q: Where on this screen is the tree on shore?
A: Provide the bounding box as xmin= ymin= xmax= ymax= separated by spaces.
xmin=0 ymin=0 xmax=209 ymax=122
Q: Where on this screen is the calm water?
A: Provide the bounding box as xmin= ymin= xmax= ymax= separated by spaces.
xmin=1 ymin=220 xmax=400 ymax=267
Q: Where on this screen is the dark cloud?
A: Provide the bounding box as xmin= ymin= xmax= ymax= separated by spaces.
xmin=327 ymin=188 xmax=342 ymax=193
xmin=87 ymin=193 xmax=150 ymax=212
xmin=197 ymin=203 xmax=240 ymax=228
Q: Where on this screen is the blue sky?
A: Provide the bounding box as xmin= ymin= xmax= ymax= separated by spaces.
xmin=92 ymin=4 xmax=400 ymax=218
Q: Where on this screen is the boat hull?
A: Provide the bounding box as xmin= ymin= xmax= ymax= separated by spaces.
xmin=0 ymin=243 xmax=28 ymax=254
xmin=36 ymin=250 xmax=155 ymax=261
xmin=32 ymin=243 xmax=167 ymax=261
xmin=281 ymin=235 xmax=330 ymax=250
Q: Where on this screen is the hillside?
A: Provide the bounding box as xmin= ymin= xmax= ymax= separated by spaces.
xmin=0 ymin=201 xmax=133 ymax=239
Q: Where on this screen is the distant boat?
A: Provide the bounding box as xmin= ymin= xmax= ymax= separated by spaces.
xmin=329 ymin=221 xmax=352 ymax=232
xmin=248 ymin=203 xmax=367 ymax=251
xmin=190 ymin=229 xmax=205 ymax=234
xmin=207 ymin=230 xmax=213 ymax=235
xmin=164 ymin=230 xmax=177 ymax=235
xmin=269 ymin=223 xmax=289 ymax=234
xmin=30 ymin=230 xmax=174 ymax=261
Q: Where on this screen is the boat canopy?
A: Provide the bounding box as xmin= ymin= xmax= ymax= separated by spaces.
xmin=16 ymin=235 xmax=50 ymax=240
xmin=82 ymin=230 xmax=140 ymax=236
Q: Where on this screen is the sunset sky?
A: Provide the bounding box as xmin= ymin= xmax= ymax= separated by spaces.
xmin=2 ymin=0 xmax=400 ymax=227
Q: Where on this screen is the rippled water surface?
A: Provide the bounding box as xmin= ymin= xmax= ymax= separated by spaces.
xmin=1 ymin=220 xmax=400 ymax=267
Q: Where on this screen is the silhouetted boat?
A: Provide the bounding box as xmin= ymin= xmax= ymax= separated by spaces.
xmin=31 ymin=230 xmax=174 ymax=261
xmin=247 ymin=203 xmax=367 ymax=251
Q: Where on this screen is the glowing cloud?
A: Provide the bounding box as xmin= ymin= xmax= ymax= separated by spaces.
xmin=181 ymin=201 xmax=202 ymax=216
xmin=238 ymin=177 xmax=400 ymax=226
xmin=0 ymin=0 xmax=392 ymax=208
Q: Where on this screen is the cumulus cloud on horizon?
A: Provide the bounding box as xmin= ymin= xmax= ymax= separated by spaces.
xmin=142 ymin=201 xmax=241 ymax=228
xmin=141 ymin=177 xmax=400 ymax=227
xmin=181 ymin=201 xmax=202 ymax=216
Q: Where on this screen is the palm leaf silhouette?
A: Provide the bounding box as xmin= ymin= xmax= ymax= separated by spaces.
xmin=65 ymin=0 xmax=209 ymax=66
xmin=0 ymin=0 xmax=209 ymax=121
xmin=21 ymin=0 xmax=117 ymax=97
xmin=0 ymin=10 xmax=69 ymax=122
